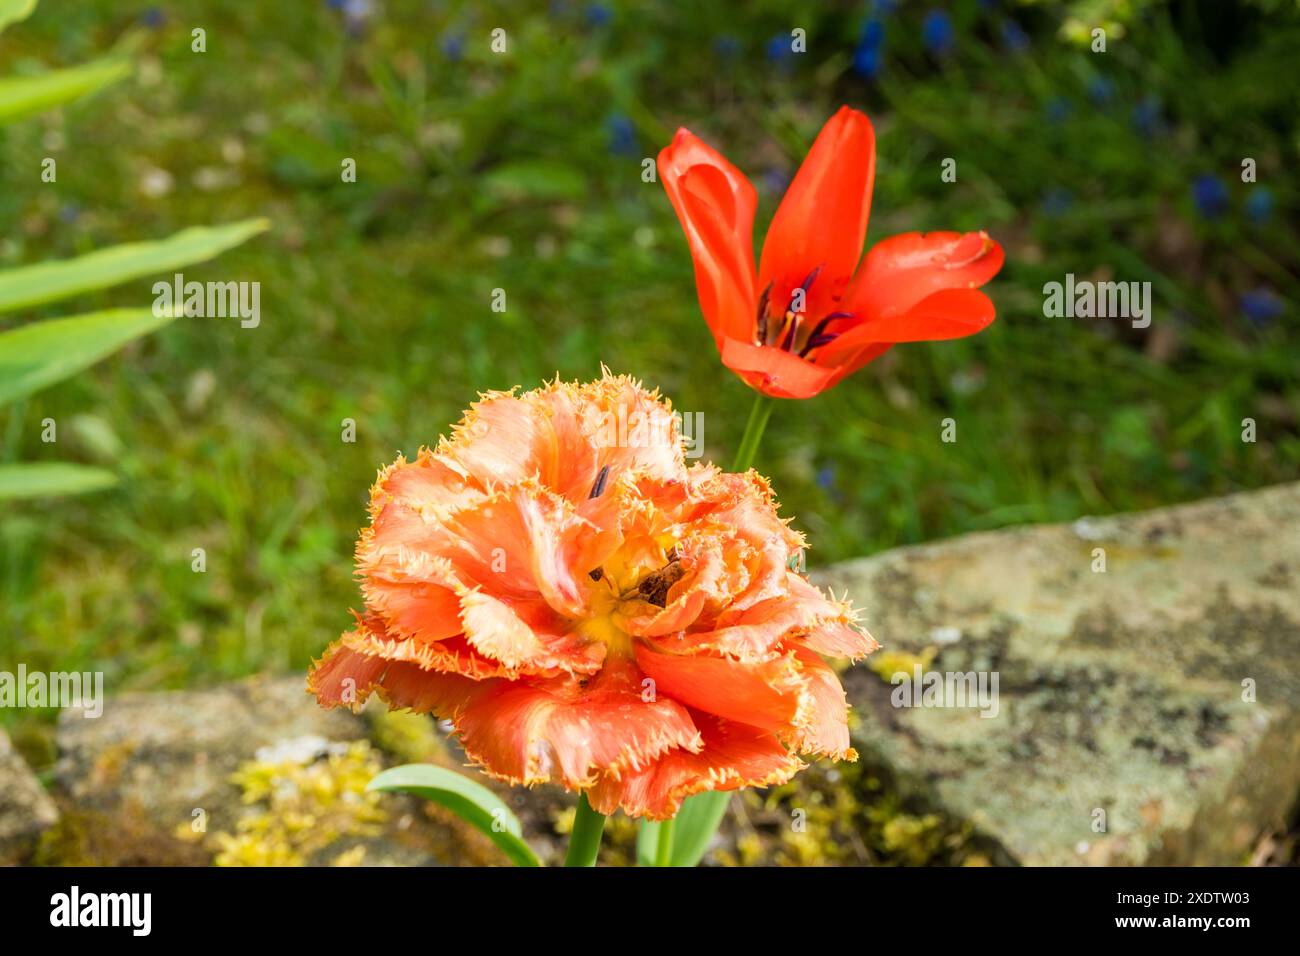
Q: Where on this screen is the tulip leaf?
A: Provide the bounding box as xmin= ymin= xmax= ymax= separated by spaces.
xmin=666 ymin=791 xmax=731 ymax=867
xmin=0 ymin=0 xmax=37 ymax=36
xmin=0 ymin=308 xmax=174 ymax=407
xmin=0 ymin=219 xmax=270 ymax=314
xmin=0 ymin=462 xmax=117 ymax=500
xmin=367 ymin=764 xmax=542 ymax=867
xmin=0 ymin=57 xmax=130 ymax=126
xmin=636 ymin=819 xmax=661 ymax=866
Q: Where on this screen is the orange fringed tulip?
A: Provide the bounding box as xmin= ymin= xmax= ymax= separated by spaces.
xmin=310 ymin=374 xmax=877 ymax=819
xmin=658 ymin=106 xmax=1004 ymax=399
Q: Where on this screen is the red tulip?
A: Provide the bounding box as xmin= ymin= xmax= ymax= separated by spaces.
xmin=658 ymin=106 xmax=1004 ymax=399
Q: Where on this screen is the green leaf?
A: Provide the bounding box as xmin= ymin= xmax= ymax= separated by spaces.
xmin=0 ymin=219 xmax=270 ymax=314
xmin=0 ymin=462 xmax=116 ymax=500
xmin=0 ymin=57 xmax=130 ymax=127
xmin=636 ymin=819 xmax=660 ymax=866
xmin=367 ymin=764 xmax=542 ymax=867
xmin=0 ymin=0 xmax=37 ymax=36
xmin=0 ymin=308 xmax=174 ymax=406
xmin=666 ymin=791 xmax=731 ymax=867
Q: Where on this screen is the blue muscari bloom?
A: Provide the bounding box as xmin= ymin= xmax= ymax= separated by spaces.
xmin=1088 ymin=76 xmax=1115 ymax=106
xmin=853 ymin=19 xmax=885 ymax=79
xmin=1041 ymin=186 xmax=1073 ymax=217
xmin=923 ymin=10 xmax=954 ymax=55
xmin=1192 ymin=174 xmax=1229 ymax=219
xmin=766 ymin=33 xmax=794 ymax=64
xmin=816 ymin=465 xmax=837 ymax=492
xmin=1244 ymin=187 xmax=1274 ymax=225
xmin=875 ymin=0 xmax=899 ymax=14
xmin=606 ymin=114 xmax=637 ymax=156
xmin=441 ymin=31 xmax=465 ymax=60
xmin=1001 ymin=19 xmax=1029 ymax=53
xmin=714 ymin=35 xmax=741 ymax=59
xmin=326 ymin=0 xmax=346 ymax=9
xmin=861 ymin=18 xmax=885 ymax=49
xmin=1045 ymin=97 xmax=1072 ymax=123
xmin=1240 ymin=288 xmax=1284 ymax=327
xmin=59 ymin=204 xmax=81 ymax=224
xmin=1132 ymin=95 xmax=1163 ymax=137
xmin=854 ymin=43 xmax=883 ymax=79
xmin=585 ymin=4 xmax=611 ymax=27
xmin=141 ymin=6 xmax=165 ymax=28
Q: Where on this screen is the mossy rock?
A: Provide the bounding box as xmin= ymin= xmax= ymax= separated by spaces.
xmin=813 ymin=481 xmax=1300 ymax=865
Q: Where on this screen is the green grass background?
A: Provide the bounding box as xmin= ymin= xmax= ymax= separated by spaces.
xmin=1 ymin=0 xmax=1296 ymax=705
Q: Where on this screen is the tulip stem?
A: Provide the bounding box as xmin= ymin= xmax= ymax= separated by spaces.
xmin=564 ymin=793 xmax=607 ymax=867
xmin=654 ymin=816 xmax=676 ymax=866
xmin=732 ymin=392 xmax=775 ymax=472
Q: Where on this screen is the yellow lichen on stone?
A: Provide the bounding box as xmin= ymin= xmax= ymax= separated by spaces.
xmin=368 ymin=707 xmax=446 ymax=765
xmin=867 ymin=646 xmax=937 ymax=683
xmin=209 ymin=740 xmax=387 ymax=867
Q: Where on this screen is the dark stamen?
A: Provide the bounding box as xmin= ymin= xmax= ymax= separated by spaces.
xmin=777 ymin=266 xmax=825 ymax=352
xmin=798 ymin=332 xmax=839 ymax=357
xmin=797 ymin=265 xmax=823 ymax=296
xmin=755 ymin=282 xmax=773 ymax=345
xmin=588 ymin=464 xmax=610 ymax=499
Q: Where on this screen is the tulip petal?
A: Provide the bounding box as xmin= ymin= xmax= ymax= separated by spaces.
xmin=453 ymin=658 xmax=702 ymax=787
xmin=841 ymin=230 xmax=1004 ymax=322
xmin=308 ymin=638 xmax=492 ymax=714
xmin=789 ymin=646 xmax=856 ymax=760
xmin=817 ymin=288 xmax=995 ymax=373
xmin=658 ymin=128 xmax=759 ymax=346
xmin=635 ymin=644 xmax=806 ymax=734
xmin=587 ymin=710 xmax=802 ymax=819
xmin=757 ymin=106 xmax=876 ymax=318
xmin=720 ymin=335 xmax=838 ymax=399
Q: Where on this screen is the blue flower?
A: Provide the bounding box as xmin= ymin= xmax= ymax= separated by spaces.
xmin=766 ymin=33 xmax=794 ymax=65
xmin=1191 ymin=175 xmax=1229 ymax=220
xmin=853 ymin=19 xmax=885 ymax=79
xmin=1001 ymin=19 xmax=1030 ymax=53
xmin=922 ymin=10 xmax=954 ymax=56
xmin=141 ymin=6 xmax=166 ymax=28
xmin=1244 ymin=187 xmax=1274 ymax=226
xmin=854 ymin=44 xmax=883 ymax=79
xmin=1240 ymin=288 xmax=1284 ymax=327
xmin=606 ymin=114 xmax=637 ymax=156
xmin=1045 ymin=97 xmax=1072 ymax=124
xmin=714 ymin=35 xmax=741 ymax=59
xmin=59 ymin=204 xmax=81 ymax=224
xmin=585 ymin=4 xmax=612 ymax=28
xmin=441 ymin=31 xmax=465 ymax=61
xmin=1041 ymin=187 xmax=1074 ymax=217
xmin=816 ymin=465 xmax=837 ymax=492
xmin=861 ymin=18 xmax=885 ymax=49
xmin=1132 ymin=95 xmax=1164 ymax=138
xmin=875 ymin=0 xmax=899 ymax=14
xmin=1088 ymin=76 xmax=1115 ymax=106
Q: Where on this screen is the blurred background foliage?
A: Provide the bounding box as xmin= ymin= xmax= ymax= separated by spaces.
xmin=0 ymin=0 xmax=1296 ymax=707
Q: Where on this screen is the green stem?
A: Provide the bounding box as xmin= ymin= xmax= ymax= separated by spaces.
xmin=564 ymin=793 xmax=607 ymax=867
xmin=731 ymin=391 xmax=775 ymax=472
xmin=653 ymin=816 xmax=676 ymax=867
